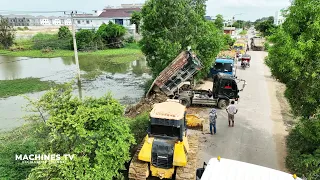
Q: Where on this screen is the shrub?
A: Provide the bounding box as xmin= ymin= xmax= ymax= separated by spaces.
xmin=129 ymin=112 xmax=150 ymax=144
xmin=23 ymin=26 xmax=29 ymax=30
xmin=58 ymin=26 xmax=72 ymax=39
xmin=0 ymin=124 xmax=43 ymax=180
xmin=264 ymin=42 xmax=270 ymax=51
xmin=126 ymin=36 xmax=135 ymax=43
xmin=75 ymin=29 xmax=96 ymax=51
xmin=286 ymin=115 xmax=320 ymax=179
xmin=32 ymin=33 xmax=71 ymax=50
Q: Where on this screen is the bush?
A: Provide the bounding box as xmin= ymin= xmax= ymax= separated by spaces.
xmin=25 ymin=84 xmax=135 ymax=180
xmin=129 ymin=112 xmax=150 ymax=144
xmin=264 ymin=42 xmax=270 ymax=51
xmin=32 ymin=33 xmax=71 ymax=50
xmin=58 ymin=26 xmax=72 ymax=39
xmin=143 ymin=78 xmax=154 ymax=95
xmin=75 ymin=29 xmax=96 ymax=51
xmin=96 ymin=22 xmax=127 ymax=48
xmin=0 ymin=124 xmax=43 ymax=180
xmin=17 ymin=27 xmax=24 ymax=31
xmin=125 ymin=36 xmax=135 ymax=43
xmin=23 ymin=26 xmax=29 ymax=30
xmin=286 ymin=115 xmax=320 ymax=179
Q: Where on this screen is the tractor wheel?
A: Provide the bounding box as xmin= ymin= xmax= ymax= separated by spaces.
xmin=218 ymin=99 xmax=229 ymax=109
xmin=180 ymin=98 xmax=191 ymax=107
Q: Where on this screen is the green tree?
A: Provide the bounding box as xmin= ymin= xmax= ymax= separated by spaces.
xmin=214 ymin=14 xmax=224 ymax=30
xmin=223 ymin=34 xmax=235 ymax=49
xmin=75 ymin=29 xmax=95 ymax=50
xmin=96 ymin=22 xmax=127 ymax=48
xmin=140 ymin=0 xmax=223 ymax=78
xmin=58 ymin=26 xmax=72 ymax=39
xmin=266 ymin=0 xmax=320 ymax=178
xmin=0 ymin=19 xmax=15 ymax=49
xmin=130 ymin=11 xmax=142 ymax=34
xmin=24 ymin=83 xmax=135 ymax=179
xmin=254 ymin=16 xmax=276 ymax=36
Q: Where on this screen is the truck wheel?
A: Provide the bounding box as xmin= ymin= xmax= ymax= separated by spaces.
xmin=180 ymin=98 xmax=191 ymax=107
xmin=218 ymin=99 xmax=229 ymax=109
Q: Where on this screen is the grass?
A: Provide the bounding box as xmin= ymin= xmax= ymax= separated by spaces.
xmin=0 ymin=43 xmax=142 ymax=58
xmin=239 ymin=30 xmax=248 ymax=35
xmin=0 ymin=78 xmax=56 ymax=98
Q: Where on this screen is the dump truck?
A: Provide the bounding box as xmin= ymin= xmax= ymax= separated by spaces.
xmin=250 ymin=36 xmax=265 ymax=51
xmin=174 ymin=73 xmax=246 ymax=109
xmin=196 ymin=157 xmax=302 ymax=180
xmin=146 ymin=49 xmax=203 ymax=98
xmin=128 ymin=101 xmax=199 ymax=180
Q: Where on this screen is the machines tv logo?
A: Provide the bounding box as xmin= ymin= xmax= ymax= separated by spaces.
xmin=15 ymin=154 xmax=74 ymax=164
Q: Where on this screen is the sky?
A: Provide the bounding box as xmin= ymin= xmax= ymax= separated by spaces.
xmin=0 ymin=0 xmax=291 ymax=21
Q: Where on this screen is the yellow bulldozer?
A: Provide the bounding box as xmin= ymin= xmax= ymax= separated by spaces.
xmin=128 ymin=101 xmax=199 ymax=180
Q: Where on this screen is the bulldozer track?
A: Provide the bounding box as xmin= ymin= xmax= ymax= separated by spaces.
xmin=175 ymin=135 xmax=199 ymax=180
xmin=128 ymin=142 xmax=149 ymax=180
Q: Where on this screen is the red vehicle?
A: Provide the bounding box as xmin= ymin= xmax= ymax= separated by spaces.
xmin=240 ymin=54 xmax=251 ymax=69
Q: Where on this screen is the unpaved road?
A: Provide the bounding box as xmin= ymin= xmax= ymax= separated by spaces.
xmin=191 ymin=49 xmax=290 ymax=172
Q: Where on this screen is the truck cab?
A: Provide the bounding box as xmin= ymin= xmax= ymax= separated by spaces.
xmin=176 ymin=73 xmax=246 ymax=109
xmin=196 ymin=157 xmax=302 ymax=180
xmin=209 ymin=58 xmax=235 ymax=78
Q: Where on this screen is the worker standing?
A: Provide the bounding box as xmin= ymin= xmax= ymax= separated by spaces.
xmin=209 ymin=108 xmax=217 ymax=134
xmin=226 ymin=101 xmax=238 ymax=127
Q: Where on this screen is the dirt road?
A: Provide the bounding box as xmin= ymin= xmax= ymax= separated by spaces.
xmin=192 ymin=50 xmax=290 ymax=172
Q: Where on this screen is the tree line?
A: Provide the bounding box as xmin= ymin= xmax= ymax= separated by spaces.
xmin=264 ymin=0 xmax=320 ymax=178
xmin=0 ymin=19 xmax=132 ymax=51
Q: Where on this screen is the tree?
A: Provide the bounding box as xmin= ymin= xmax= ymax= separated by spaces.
xmin=214 ymin=14 xmax=224 ymax=30
xmin=140 ymin=0 xmax=223 ymax=78
xmin=254 ymin=16 xmax=276 ymax=36
xmin=0 ymin=18 xmax=15 ymax=49
xmin=24 ymin=83 xmax=135 ymax=179
xmin=75 ymin=29 xmax=95 ymax=50
xmin=96 ymin=22 xmax=127 ymax=48
xmin=58 ymin=26 xmax=72 ymax=39
xmin=130 ymin=11 xmax=142 ymax=34
xmin=266 ymin=0 xmax=320 ymax=178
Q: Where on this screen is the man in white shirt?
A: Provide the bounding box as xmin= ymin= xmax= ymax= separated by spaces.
xmin=226 ymin=101 xmax=238 ymax=127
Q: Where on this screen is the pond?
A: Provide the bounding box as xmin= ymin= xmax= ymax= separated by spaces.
xmin=0 ymin=55 xmax=151 ymax=131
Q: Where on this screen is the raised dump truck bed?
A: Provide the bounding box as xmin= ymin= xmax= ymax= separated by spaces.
xmin=146 ymin=50 xmax=203 ymax=97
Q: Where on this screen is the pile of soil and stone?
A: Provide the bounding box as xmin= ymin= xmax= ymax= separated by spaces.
xmin=125 ymin=91 xmax=168 ymax=118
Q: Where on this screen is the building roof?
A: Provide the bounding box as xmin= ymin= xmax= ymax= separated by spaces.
xmin=150 ymin=101 xmax=186 ymax=120
xmin=99 ymin=8 xmax=141 ymax=18
xmin=3 ymin=14 xmax=34 ymax=18
xmin=36 ymin=15 xmax=47 ymax=19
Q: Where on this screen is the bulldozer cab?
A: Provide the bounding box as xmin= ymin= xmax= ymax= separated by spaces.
xmin=148 ymin=101 xmax=187 ymax=141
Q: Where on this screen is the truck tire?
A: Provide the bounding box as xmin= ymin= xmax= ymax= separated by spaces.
xmin=218 ymin=99 xmax=229 ymax=109
xmin=180 ymin=98 xmax=191 ymax=107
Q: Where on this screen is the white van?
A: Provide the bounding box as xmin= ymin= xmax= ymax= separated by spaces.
xmin=196 ymin=157 xmax=302 ymax=180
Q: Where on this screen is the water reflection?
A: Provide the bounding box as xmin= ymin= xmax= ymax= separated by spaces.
xmin=0 ymin=55 xmax=151 ymax=130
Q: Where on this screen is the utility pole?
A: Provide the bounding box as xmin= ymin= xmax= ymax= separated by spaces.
xmin=65 ymin=11 xmax=82 ymax=99
xmin=65 ymin=11 xmax=80 ymax=83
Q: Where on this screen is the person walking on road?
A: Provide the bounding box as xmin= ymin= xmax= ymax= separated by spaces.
xmin=226 ymin=101 xmax=238 ymax=127
xmin=209 ymin=108 xmax=217 ymax=134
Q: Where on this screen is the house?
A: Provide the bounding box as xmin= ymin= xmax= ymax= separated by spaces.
xmin=3 ymin=15 xmax=34 ymax=26
xmin=36 ymin=15 xmax=50 ymax=25
xmin=223 ymin=27 xmax=236 ymax=35
xmin=73 ymin=7 xmax=141 ymax=35
xmin=48 ymin=16 xmax=61 ymax=26
xmin=98 ymin=7 xmax=141 ymax=34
